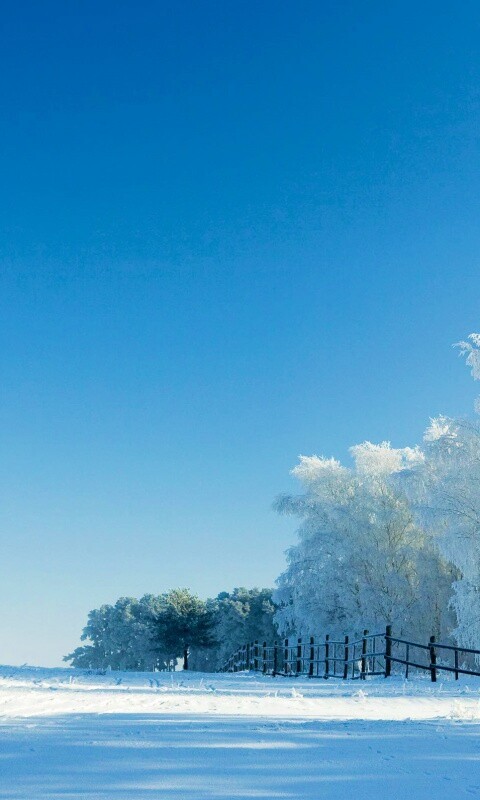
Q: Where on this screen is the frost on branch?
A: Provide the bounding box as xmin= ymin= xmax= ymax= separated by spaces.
xmin=291 ymin=455 xmax=347 ymax=483
xmin=350 ymin=441 xmax=424 ymax=476
xmin=457 ymin=333 xmax=480 ymax=381
xmin=423 ymin=416 xmax=458 ymax=444
xmin=457 ymin=332 xmax=480 ymax=413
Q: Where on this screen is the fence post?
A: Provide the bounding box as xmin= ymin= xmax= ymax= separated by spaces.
xmin=263 ymin=641 xmax=267 ymax=674
xmin=254 ymin=640 xmax=259 ymax=671
xmin=384 ymin=625 xmax=392 ymax=678
xmin=296 ymin=638 xmax=302 ymax=675
xmin=361 ymin=629 xmax=368 ymax=679
xmin=246 ymin=642 xmax=250 ymax=671
xmin=284 ymin=638 xmax=289 ymax=674
xmin=343 ymin=635 xmax=349 ymax=679
xmin=309 ymin=636 xmax=315 ymax=677
xmin=324 ymin=634 xmax=330 ymax=679
xmin=429 ymin=636 xmax=437 ymax=683
xmin=273 ymin=640 xmax=278 ymax=677
xmin=454 ymin=648 xmax=459 ymax=680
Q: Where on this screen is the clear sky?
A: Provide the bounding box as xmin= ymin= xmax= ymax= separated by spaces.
xmin=1 ymin=1 xmax=480 ymax=666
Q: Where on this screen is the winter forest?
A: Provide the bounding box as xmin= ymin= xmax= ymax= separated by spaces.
xmin=66 ymin=334 xmax=480 ymax=671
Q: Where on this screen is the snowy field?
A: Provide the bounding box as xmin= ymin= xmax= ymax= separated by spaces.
xmin=1 ymin=666 xmax=480 ymax=798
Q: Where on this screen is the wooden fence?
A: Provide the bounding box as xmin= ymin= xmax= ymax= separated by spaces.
xmin=220 ymin=626 xmax=480 ymax=682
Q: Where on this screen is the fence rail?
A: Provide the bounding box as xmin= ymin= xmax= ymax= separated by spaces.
xmin=220 ymin=626 xmax=480 ymax=682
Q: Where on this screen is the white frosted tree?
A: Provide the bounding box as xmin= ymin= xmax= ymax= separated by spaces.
xmin=274 ymin=443 xmax=453 ymax=641
xmin=416 ymin=417 xmax=480 ymax=648
xmin=65 ymin=595 xmax=170 ymax=671
xmin=398 ymin=332 xmax=480 ymax=649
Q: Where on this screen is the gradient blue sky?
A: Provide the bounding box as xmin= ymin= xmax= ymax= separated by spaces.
xmin=1 ymin=1 xmax=480 ymax=666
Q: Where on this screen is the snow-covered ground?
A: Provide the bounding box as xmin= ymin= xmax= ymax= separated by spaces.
xmin=1 ymin=665 xmax=480 ymax=798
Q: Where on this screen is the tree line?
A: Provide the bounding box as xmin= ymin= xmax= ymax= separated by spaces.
xmin=65 ymin=587 xmax=277 ymax=671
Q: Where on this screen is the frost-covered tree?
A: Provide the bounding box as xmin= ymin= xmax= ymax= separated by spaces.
xmin=157 ymin=588 xmax=216 ymax=670
xmin=399 ymin=332 xmax=480 ymax=649
xmin=189 ymin=588 xmax=278 ymax=671
xmin=274 ymin=443 xmax=453 ymax=641
xmin=66 ymin=588 xmax=229 ymax=671
xmin=65 ymin=595 xmax=170 ymax=671
xmin=403 ymin=417 xmax=479 ymax=648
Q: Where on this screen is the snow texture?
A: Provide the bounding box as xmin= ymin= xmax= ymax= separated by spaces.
xmin=1 ymin=665 xmax=480 ymax=798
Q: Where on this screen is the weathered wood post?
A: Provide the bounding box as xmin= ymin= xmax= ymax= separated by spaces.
xmin=284 ymin=638 xmax=289 ymax=674
xmin=454 ymin=648 xmax=459 ymax=680
xmin=361 ymin=630 xmax=368 ymax=679
xmin=296 ymin=638 xmax=302 ymax=675
xmin=246 ymin=642 xmax=251 ymax=671
xmin=324 ymin=634 xmax=330 ymax=679
xmin=384 ymin=625 xmax=392 ymax=678
xmin=429 ymin=635 xmax=437 ymax=683
xmin=263 ymin=641 xmax=267 ymax=674
xmin=309 ymin=636 xmax=315 ymax=677
xmin=254 ymin=640 xmax=259 ymax=671
xmin=343 ymin=635 xmax=349 ymax=679
xmin=273 ymin=640 xmax=278 ymax=677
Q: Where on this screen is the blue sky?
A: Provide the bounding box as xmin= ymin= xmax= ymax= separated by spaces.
xmin=1 ymin=1 xmax=480 ymax=666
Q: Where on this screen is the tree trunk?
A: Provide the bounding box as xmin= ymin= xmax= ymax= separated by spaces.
xmin=183 ymin=647 xmax=189 ymax=670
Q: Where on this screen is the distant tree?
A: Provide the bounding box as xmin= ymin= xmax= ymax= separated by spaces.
xmin=188 ymin=588 xmax=278 ymax=671
xmin=65 ymin=587 xmax=276 ymax=672
xmin=64 ymin=595 xmax=169 ymax=671
xmin=157 ymin=589 xmax=216 ymax=670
